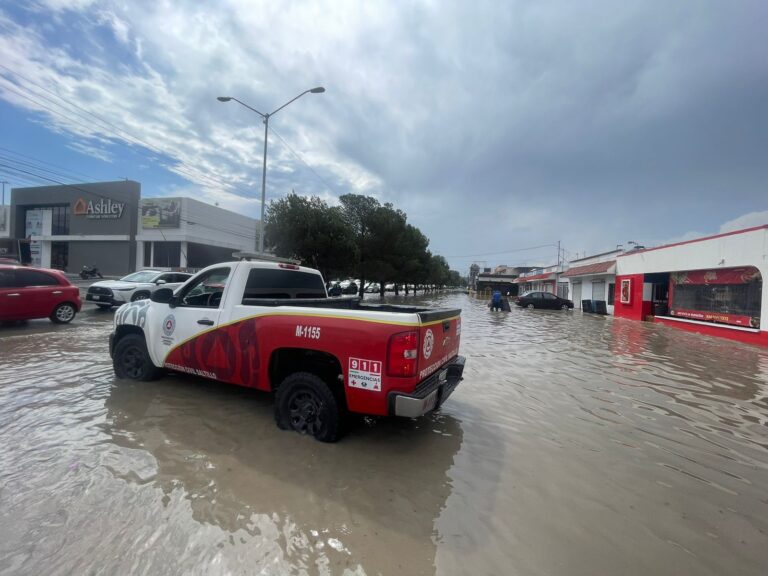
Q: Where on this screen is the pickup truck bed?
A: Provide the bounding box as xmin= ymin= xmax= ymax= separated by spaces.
xmin=242 ymin=296 xmax=458 ymax=323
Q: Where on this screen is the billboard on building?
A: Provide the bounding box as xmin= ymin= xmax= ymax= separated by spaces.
xmin=142 ymin=198 xmax=181 ymax=229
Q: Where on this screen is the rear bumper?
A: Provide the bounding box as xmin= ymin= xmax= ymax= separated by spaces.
xmin=389 ymin=355 xmax=465 ymax=417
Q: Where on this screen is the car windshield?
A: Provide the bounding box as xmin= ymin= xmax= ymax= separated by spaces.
xmin=120 ymin=271 xmax=160 ymax=283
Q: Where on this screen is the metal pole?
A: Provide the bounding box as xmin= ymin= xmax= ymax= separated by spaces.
xmin=1 ymin=181 xmax=7 ymax=205
xmin=260 ymin=115 xmax=269 ymax=253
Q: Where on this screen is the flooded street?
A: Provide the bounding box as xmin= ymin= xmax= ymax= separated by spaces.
xmin=1 ymin=294 xmax=768 ymax=576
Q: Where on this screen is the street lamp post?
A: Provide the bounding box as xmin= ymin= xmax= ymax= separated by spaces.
xmin=217 ymin=87 xmax=325 ymax=253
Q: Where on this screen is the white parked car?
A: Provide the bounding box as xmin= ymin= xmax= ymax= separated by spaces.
xmin=86 ymin=270 xmax=192 ymax=309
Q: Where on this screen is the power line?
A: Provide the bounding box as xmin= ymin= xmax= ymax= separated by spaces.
xmin=445 ymin=243 xmax=558 ymax=259
xmin=0 ymin=147 xmax=259 ymax=235
xmin=0 ymin=66 xmax=262 ymax=201
xmin=0 ymin=145 xmax=100 ymax=183
xmin=269 ymin=126 xmax=338 ymax=197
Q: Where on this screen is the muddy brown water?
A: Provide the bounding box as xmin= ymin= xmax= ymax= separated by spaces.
xmin=1 ymin=294 xmax=767 ymax=575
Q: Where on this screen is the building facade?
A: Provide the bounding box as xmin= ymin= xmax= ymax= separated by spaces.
xmin=614 ymin=225 xmax=767 ymax=347
xmin=514 ymin=264 xmax=567 ymax=296
xmin=8 ymin=181 xmax=257 ymax=276
xmin=561 ymin=249 xmax=622 ymax=315
xmin=137 ymin=197 xmax=258 ymax=271
xmin=10 ymin=181 xmax=140 ymax=275
xmin=476 ymin=266 xmax=535 ymax=294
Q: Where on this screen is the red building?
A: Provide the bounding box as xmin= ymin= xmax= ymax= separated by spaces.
xmin=614 ymin=225 xmax=767 ymax=347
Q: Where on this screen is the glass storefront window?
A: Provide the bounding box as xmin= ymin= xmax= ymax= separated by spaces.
xmin=23 ymin=206 xmax=69 ymax=235
xmin=670 ymin=267 xmax=762 ymax=328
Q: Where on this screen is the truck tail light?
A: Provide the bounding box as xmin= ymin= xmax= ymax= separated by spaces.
xmin=387 ymin=330 xmax=419 ymax=377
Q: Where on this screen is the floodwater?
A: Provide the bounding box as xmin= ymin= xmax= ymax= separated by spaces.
xmin=1 ymin=294 xmax=768 ymax=576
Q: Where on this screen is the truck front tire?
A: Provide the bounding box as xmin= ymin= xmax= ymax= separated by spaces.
xmin=113 ymin=334 xmax=162 ymax=381
xmin=275 ymin=372 xmax=342 ymax=442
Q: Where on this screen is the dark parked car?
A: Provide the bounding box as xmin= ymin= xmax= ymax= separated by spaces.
xmin=515 ymin=291 xmax=573 ymax=310
xmin=0 ymin=265 xmax=82 ymax=323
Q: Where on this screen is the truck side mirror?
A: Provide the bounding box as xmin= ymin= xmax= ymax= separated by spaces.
xmin=151 ymin=287 xmax=174 ymax=305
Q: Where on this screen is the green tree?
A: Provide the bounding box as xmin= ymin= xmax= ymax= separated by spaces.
xmin=338 ymin=194 xmax=384 ymax=296
xmin=394 ymin=224 xmax=430 ymax=294
xmin=264 ymin=193 xmax=357 ymax=281
xmin=427 ymin=254 xmax=451 ymax=290
xmin=447 ymin=270 xmax=465 ymax=287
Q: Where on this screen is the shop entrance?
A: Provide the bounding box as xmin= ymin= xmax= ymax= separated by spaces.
xmin=645 ymin=272 xmax=670 ymax=316
xmin=51 ymin=242 xmax=69 ymax=272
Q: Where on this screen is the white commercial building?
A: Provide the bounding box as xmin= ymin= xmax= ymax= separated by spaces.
xmin=561 ymin=249 xmax=623 ymax=315
xmin=514 ymin=264 xmax=569 ymax=298
xmin=615 ymin=224 xmax=767 ymax=347
xmin=6 ymin=181 xmax=258 ymax=275
xmin=137 ymin=197 xmax=257 ymax=271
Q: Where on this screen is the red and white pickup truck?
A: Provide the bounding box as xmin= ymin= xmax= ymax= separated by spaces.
xmin=110 ymin=260 xmax=465 ymax=441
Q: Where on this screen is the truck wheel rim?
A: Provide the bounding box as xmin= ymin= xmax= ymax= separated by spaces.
xmin=289 ymin=391 xmax=323 ymax=435
xmin=56 ymin=305 xmax=74 ymax=322
xmin=121 ymin=347 xmax=144 ymax=378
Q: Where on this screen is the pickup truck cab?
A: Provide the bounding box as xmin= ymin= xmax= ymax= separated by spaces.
xmin=110 ymin=260 xmax=465 ymax=441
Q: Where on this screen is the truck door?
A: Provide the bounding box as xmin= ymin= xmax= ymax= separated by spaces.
xmin=157 ymin=266 xmax=233 ymax=374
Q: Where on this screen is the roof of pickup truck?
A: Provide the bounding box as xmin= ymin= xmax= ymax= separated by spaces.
xmin=233 ymin=252 xmax=302 ymax=265
xmin=232 ymin=260 xmax=322 ymax=274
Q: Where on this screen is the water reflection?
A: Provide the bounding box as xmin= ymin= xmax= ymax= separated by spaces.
xmin=103 ymin=375 xmax=464 ymax=575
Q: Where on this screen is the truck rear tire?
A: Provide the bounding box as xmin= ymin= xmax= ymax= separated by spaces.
xmin=113 ymin=334 xmax=162 ymax=381
xmin=275 ymin=372 xmax=342 ymax=442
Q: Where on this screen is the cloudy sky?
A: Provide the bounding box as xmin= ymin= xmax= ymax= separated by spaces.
xmin=0 ymin=0 xmax=766 ymax=270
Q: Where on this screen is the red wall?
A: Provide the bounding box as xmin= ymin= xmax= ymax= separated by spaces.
xmin=654 ymin=317 xmax=768 ymax=347
xmin=614 ymin=274 xmax=649 ymax=321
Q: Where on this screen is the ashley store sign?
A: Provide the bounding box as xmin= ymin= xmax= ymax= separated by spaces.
xmin=73 ymin=197 xmax=125 ymax=219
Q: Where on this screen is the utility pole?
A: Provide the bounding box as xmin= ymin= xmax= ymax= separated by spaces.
xmin=555 ymin=240 xmax=561 ymax=296
xmin=1 ymin=181 xmax=7 ymax=205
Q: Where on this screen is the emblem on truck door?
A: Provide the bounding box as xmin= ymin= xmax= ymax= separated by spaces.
xmin=423 ymin=329 xmax=434 ymax=359
xmin=162 ymin=314 xmax=176 ymax=337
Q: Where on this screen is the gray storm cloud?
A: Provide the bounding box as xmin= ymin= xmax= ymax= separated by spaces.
xmin=1 ymin=0 xmax=766 ymax=269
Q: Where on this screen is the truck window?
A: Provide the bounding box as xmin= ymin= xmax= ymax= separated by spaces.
xmin=177 ymin=267 xmax=231 ymax=308
xmin=242 ymin=268 xmax=326 ymax=303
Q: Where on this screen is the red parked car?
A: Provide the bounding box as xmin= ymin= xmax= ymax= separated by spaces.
xmin=0 ymin=265 xmax=82 ymax=324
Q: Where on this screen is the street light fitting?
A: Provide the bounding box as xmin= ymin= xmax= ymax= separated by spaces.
xmin=215 ymin=86 xmax=326 ymax=253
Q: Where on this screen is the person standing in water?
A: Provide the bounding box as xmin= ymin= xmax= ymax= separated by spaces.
xmin=490 ymin=290 xmax=503 ymax=311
